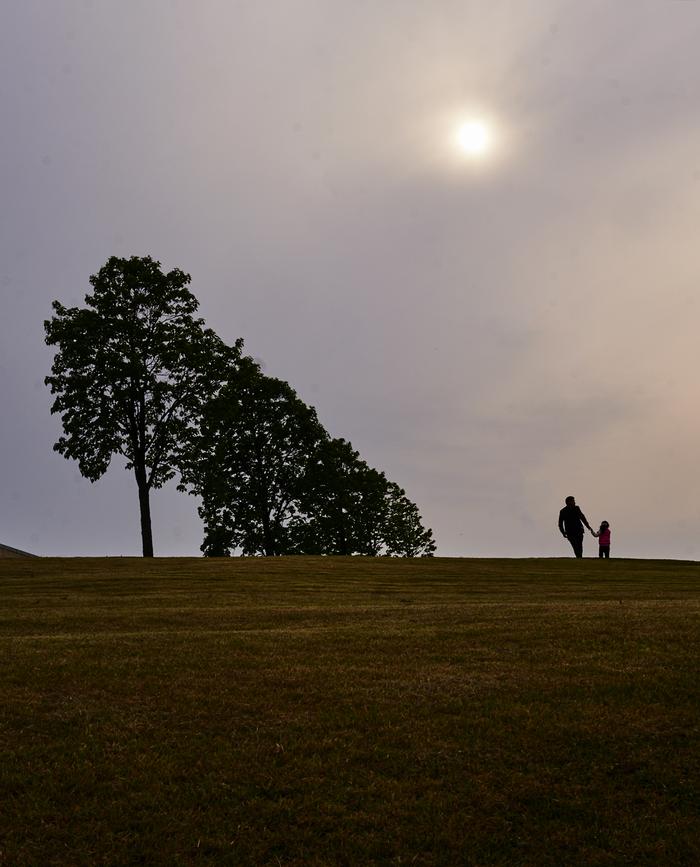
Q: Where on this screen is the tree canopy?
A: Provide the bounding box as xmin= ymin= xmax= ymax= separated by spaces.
xmin=178 ymin=356 xmax=328 ymax=556
xmin=46 ymin=254 xmax=435 ymax=558
xmin=296 ymin=438 xmax=436 ymax=557
xmin=179 ymin=359 xmax=436 ymax=557
xmin=44 ymin=255 xmax=236 ymax=556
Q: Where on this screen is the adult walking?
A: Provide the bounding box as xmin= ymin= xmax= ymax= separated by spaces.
xmin=558 ymin=495 xmax=594 ymax=558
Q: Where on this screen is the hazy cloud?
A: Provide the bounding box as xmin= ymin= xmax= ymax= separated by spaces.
xmin=3 ymin=0 xmax=700 ymax=557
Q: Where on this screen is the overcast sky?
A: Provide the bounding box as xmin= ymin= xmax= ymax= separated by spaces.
xmin=3 ymin=0 xmax=700 ymax=559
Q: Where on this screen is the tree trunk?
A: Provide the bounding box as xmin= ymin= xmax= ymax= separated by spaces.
xmin=261 ymin=511 xmax=275 ymax=556
xmin=135 ymin=463 xmax=154 ymax=557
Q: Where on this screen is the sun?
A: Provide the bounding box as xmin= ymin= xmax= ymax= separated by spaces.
xmin=456 ymin=120 xmax=492 ymax=157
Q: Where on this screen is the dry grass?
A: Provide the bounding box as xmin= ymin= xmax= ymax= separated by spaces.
xmin=1 ymin=556 xmax=699 ymax=865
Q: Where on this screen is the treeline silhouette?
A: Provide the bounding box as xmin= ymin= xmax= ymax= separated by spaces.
xmin=45 ymin=255 xmax=435 ymax=558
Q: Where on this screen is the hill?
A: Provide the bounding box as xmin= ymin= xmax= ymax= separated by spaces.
xmin=1 ymin=556 xmax=699 ymax=865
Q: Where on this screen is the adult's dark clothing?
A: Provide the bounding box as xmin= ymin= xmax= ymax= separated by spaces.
xmin=568 ymin=535 xmax=584 ymax=558
xmin=558 ymin=504 xmax=589 ymax=537
xmin=558 ymin=504 xmax=590 ymax=559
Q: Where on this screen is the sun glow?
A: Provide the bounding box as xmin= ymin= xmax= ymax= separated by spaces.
xmin=456 ymin=120 xmax=492 ymax=157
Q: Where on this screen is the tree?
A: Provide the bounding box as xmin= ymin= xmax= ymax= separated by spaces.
xmin=294 ymin=438 xmax=389 ymax=555
xmin=382 ymin=482 xmax=436 ymax=557
xmin=44 ymin=255 xmax=236 ymax=556
xmin=297 ymin=439 xmax=435 ymax=557
xmin=181 ymin=361 xmax=437 ymax=557
xmin=178 ymin=357 xmax=329 ymax=556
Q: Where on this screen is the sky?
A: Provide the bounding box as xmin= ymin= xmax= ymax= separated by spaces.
xmin=3 ymin=0 xmax=700 ymax=559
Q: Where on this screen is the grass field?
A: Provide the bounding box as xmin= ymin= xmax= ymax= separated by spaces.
xmin=1 ymin=556 xmax=699 ymax=866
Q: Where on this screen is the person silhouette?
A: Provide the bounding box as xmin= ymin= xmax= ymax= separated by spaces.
xmin=593 ymin=521 xmax=611 ymax=558
xmin=558 ymin=495 xmax=594 ymax=558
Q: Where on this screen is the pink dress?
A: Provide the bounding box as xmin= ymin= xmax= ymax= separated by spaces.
xmin=598 ymin=529 xmax=611 ymax=546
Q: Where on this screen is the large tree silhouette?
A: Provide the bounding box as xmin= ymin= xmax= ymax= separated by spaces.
xmin=180 ymin=357 xmax=436 ymax=557
xmin=294 ymin=438 xmax=389 ymax=555
xmin=382 ymin=481 xmax=436 ymax=557
xmin=44 ymin=255 xmax=236 ymax=556
xmin=179 ymin=356 xmax=328 ymax=556
xmin=296 ymin=438 xmax=436 ymax=557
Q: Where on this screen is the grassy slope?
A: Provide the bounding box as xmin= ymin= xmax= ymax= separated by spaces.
xmin=1 ymin=556 xmax=699 ymax=866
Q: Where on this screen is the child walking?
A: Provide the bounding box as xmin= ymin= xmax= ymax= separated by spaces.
xmin=594 ymin=521 xmax=611 ymax=558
